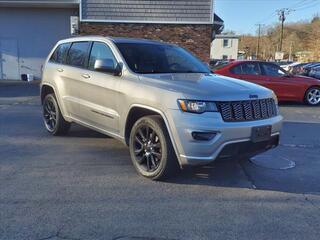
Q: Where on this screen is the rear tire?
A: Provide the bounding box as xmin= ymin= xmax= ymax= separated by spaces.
xmin=42 ymin=94 xmax=71 ymax=135
xmin=304 ymin=87 xmax=320 ymax=105
xmin=129 ymin=115 xmax=179 ymax=180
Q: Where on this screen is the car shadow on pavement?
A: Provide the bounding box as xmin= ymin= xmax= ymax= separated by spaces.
xmin=65 ymin=124 xmax=320 ymax=195
xmin=166 ymin=153 xmax=320 ymax=195
xmin=166 ymin=159 xmax=254 ymax=189
xmin=67 ymin=124 xmax=111 ymax=139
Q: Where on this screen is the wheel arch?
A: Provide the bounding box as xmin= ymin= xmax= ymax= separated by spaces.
xmin=304 ymin=85 xmax=320 ymax=102
xmin=124 ymin=104 xmax=181 ymax=166
xmin=40 ymin=83 xmax=55 ymax=104
xmin=40 ymin=83 xmax=70 ymax=121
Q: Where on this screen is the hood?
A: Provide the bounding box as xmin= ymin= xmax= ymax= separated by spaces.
xmin=138 ymin=73 xmax=273 ymax=101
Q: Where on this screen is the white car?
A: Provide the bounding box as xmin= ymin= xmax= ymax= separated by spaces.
xmin=282 ymin=62 xmax=300 ymax=72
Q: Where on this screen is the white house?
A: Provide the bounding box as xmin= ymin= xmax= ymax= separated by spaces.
xmin=210 ymin=35 xmax=239 ymax=60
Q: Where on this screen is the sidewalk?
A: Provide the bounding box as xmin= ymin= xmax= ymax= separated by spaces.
xmin=0 ymin=80 xmax=40 ymax=105
xmin=0 ymin=79 xmax=41 ymax=86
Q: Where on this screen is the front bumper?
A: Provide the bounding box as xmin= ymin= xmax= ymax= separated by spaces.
xmin=166 ymin=109 xmax=283 ymax=166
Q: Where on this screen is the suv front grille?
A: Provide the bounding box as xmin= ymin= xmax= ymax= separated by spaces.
xmin=216 ymin=98 xmax=277 ymax=122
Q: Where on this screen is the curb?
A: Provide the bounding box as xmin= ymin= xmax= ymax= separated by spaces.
xmin=0 ymin=80 xmax=41 ymax=86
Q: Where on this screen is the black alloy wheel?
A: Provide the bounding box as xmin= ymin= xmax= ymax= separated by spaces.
xmin=42 ymin=94 xmax=70 ymax=135
xmin=133 ymin=124 xmax=162 ymax=172
xmin=43 ymin=96 xmax=57 ymax=132
xmin=129 ymin=115 xmax=178 ymax=180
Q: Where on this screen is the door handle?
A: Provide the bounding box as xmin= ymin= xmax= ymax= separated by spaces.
xmin=57 ymin=68 xmax=64 ymax=72
xmin=82 ymin=74 xmax=90 ymax=79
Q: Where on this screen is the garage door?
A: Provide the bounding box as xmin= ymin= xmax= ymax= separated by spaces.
xmin=0 ymin=7 xmax=77 ymax=80
xmin=0 ymin=39 xmax=19 ymax=80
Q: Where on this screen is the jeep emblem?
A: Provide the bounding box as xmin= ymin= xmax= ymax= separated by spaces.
xmin=249 ymin=94 xmax=258 ymax=99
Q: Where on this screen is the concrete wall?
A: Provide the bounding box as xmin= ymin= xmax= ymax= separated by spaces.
xmin=0 ymin=7 xmax=78 ymax=80
xmin=210 ymin=37 xmax=239 ymax=60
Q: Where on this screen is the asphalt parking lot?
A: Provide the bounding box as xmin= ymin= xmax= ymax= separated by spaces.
xmin=0 ymin=82 xmax=320 ymax=240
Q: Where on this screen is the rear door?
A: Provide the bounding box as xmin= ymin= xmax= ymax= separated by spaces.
xmin=45 ymin=42 xmax=75 ymax=116
xmin=59 ymin=41 xmax=91 ymax=119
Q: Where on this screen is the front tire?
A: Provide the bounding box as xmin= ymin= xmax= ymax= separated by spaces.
xmin=42 ymin=94 xmax=71 ymax=135
xmin=129 ymin=115 xmax=179 ymax=180
xmin=305 ymin=87 xmax=320 ymax=106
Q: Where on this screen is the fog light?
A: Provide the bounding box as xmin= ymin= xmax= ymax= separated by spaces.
xmin=192 ymin=132 xmax=217 ymax=141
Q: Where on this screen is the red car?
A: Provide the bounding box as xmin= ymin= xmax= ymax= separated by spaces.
xmin=214 ymin=61 xmax=320 ymax=105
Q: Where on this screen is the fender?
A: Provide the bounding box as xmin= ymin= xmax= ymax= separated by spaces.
xmin=40 ymin=82 xmax=71 ymax=122
xmin=126 ymin=104 xmax=182 ymax=167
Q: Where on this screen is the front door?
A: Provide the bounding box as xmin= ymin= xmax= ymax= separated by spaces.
xmin=259 ymin=62 xmax=300 ymax=100
xmin=76 ymin=41 xmax=120 ymax=134
xmin=231 ymin=62 xmax=265 ymax=86
xmin=0 ymin=39 xmax=19 ymax=80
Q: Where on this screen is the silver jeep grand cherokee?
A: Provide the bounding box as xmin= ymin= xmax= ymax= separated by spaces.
xmin=41 ymin=36 xmax=283 ymax=180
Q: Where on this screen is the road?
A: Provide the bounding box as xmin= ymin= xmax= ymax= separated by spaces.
xmin=0 ymin=82 xmax=320 ymax=240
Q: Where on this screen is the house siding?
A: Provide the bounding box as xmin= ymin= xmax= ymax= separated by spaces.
xmin=81 ymin=0 xmax=213 ymax=23
xmin=210 ymin=37 xmax=239 ymax=60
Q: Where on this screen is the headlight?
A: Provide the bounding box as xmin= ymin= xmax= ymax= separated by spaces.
xmin=178 ymin=99 xmax=218 ymax=113
xmin=271 ymin=92 xmax=279 ymax=115
xmin=271 ymin=92 xmax=278 ymax=105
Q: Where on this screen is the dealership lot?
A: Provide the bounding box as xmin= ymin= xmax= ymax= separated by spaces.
xmin=0 ymin=82 xmax=320 ymax=240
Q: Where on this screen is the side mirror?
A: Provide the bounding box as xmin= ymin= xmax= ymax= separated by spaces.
xmin=283 ymin=72 xmax=293 ymax=78
xmin=94 ymin=59 xmax=122 ymax=76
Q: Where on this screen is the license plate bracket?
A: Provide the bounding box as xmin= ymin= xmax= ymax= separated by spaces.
xmin=251 ymin=125 xmax=272 ymax=143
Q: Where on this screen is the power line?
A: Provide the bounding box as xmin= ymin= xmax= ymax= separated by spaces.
xmin=289 ymin=0 xmax=315 ymax=9
xmin=292 ymin=1 xmax=320 ymax=11
xmin=257 ymin=11 xmax=278 ymax=24
xmin=257 ymin=0 xmax=319 ymax=25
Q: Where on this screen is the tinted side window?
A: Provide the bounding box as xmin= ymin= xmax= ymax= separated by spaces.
xmin=241 ymin=63 xmax=260 ymax=75
xmin=67 ymin=42 xmax=90 ymax=67
xmin=261 ymin=63 xmax=286 ymax=77
xmin=88 ymin=42 xmax=117 ymax=70
xmin=230 ymin=65 xmax=242 ymax=74
xmin=50 ymin=43 xmax=70 ymax=64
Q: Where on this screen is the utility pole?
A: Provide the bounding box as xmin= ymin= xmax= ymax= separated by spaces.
xmin=277 ymin=8 xmax=290 ymax=52
xmin=255 ymin=24 xmax=263 ymax=59
xmin=289 ymin=41 xmax=293 ymax=61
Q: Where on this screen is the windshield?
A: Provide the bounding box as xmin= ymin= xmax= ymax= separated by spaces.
xmin=115 ymin=42 xmax=210 ymax=74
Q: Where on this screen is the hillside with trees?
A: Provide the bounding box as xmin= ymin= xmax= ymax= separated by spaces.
xmin=239 ymin=16 xmax=320 ymax=61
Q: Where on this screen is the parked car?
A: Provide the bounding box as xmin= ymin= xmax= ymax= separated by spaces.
xmin=290 ymin=62 xmax=309 ymax=75
xmin=282 ymin=62 xmax=300 ymax=72
xmin=309 ymin=65 xmax=320 ymax=79
xmin=278 ymin=61 xmax=294 ymax=71
xmin=301 ymin=62 xmax=320 ymax=76
xmin=40 ymin=36 xmax=282 ymax=180
xmin=214 ymin=60 xmax=320 ymax=105
xmin=209 ymin=59 xmax=229 ymax=71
